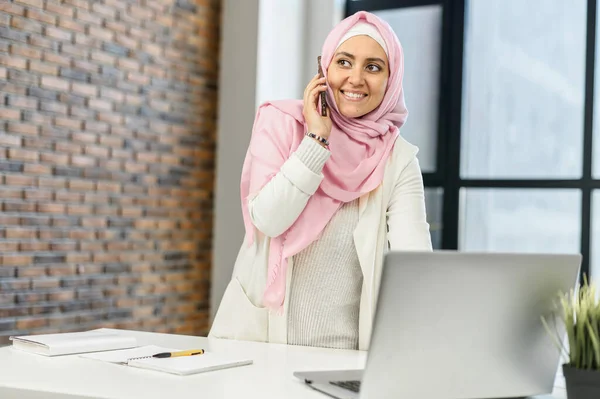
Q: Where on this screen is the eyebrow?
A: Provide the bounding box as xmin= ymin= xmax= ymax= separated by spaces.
xmin=335 ymin=51 xmax=387 ymax=66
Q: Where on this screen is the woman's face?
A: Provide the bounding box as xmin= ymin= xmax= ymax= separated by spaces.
xmin=327 ymin=35 xmax=389 ymax=118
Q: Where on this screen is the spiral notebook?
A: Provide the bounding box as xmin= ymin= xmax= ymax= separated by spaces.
xmin=81 ymin=345 xmax=253 ymax=376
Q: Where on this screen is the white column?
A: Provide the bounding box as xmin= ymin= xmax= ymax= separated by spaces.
xmin=211 ymin=0 xmax=260 ymax=320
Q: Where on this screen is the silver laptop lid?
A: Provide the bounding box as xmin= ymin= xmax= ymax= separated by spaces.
xmin=361 ymin=251 xmax=581 ymax=399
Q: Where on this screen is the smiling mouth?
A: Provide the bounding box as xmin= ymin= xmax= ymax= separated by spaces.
xmin=341 ymin=90 xmax=367 ymax=101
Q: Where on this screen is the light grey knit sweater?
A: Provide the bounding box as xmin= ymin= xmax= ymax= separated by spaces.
xmin=286 ymin=137 xmax=363 ymax=350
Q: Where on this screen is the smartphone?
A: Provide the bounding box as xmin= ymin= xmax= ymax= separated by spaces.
xmin=317 ymin=56 xmax=328 ymax=116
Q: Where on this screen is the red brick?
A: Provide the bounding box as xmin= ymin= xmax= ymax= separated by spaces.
xmin=5 ymin=175 xmax=34 ymax=186
xmin=68 ymin=230 xmax=95 ymax=240
xmin=84 ymin=193 xmax=109 ymax=203
xmin=99 ymin=87 xmax=125 ymax=102
xmin=116 ymin=35 xmax=138 ymax=50
xmin=8 ymin=95 xmax=38 ymax=110
xmin=16 ymin=0 xmax=44 ymax=7
xmin=71 ymin=132 xmax=97 ymax=144
xmin=83 ymin=121 xmax=109 ymax=133
xmin=90 ymin=50 xmax=116 ymax=66
xmin=2 ymin=254 xmax=33 ymax=266
xmin=67 ymin=204 xmax=93 ymax=215
xmin=8 ymin=148 xmax=39 ymax=162
xmin=79 ymin=242 xmax=103 ymax=251
xmin=130 ymin=5 xmax=154 ymax=19
xmin=0 ymin=109 xmax=22 ymax=120
xmin=43 ymin=52 xmax=72 ymax=67
xmin=11 ymin=17 xmax=43 ymax=34
xmin=54 ymin=117 xmax=83 ymax=130
xmin=88 ymin=26 xmax=114 ymax=41
xmin=48 ymin=291 xmax=76 ymax=301
xmin=29 ymin=61 xmax=59 ymax=75
xmin=25 ymin=7 xmax=57 ymax=24
xmin=49 ymin=242 xmax=77 ymax=252
xmin=124 ymin=162 xmax=147 ymax=173
xmin=55 ymin=142 xmax=82 ymax=155
xmin=2 ymin=189 xmax=23 ymax=200
xmin=91 ymin=3 xmax=117 ymax=18
xmin=60 ymin=45 xmax=88 ymax=60
xmin=96 ymin=181 xmax=121 ymax=193
xmin=28 ymin=34 xmax=55 ymax=50
xmin=71 ymin=155 xmax=96 ymax=167
xmin=0 ymin=55 xmax=27 ymax=69
xmin=0 ymin=242 xmax=19 ymax=252
xmin=24 ymin=189 xmax=53 ymax=201
xmin=45 ymin=0 xmax=75 ymax=17
xmin=32 ymin=278 xmax=61 ymax=289
xmin=127 ymin=72 xmax=150 ymax=85
xmin=84 ymin=145 xmax=110 ymax=158
xmin=19 ymin=242 xmax=49 ymax=251
xmin=9 ymin=44 xmax=42 ymax=60
xmin=37 ymin=177 xmax=67 ymax=189
xmin=7 ymin=122 xmax=39 ymax=136
xmin=68 ymin=179 xmax=94 ymax=191
xmin=74 ymin=8 xmax=102 ymax=25
xmin=0 ymin=134 xmax=22 ymax=147
xmin=37 ymin=203 xmax=66 ymax=214
xmin=45 ymin=26 xmax=73 ymax=41
xmin=24 ymin=163 xmax=52 ymax=175
xmin=15 ymin=318 xmax=48 ymax=329
xmin=0 ymin=2 xmax=25 ymax=15
xmin=54 ymin=191 xmax=82 ymax=202
xmin=40 ymin=152 xmax=68 ymax=165
xmin=64 ymin=0 xmax=90 ymax=10
xmin=58 ymin=18 xmax=87 ymax=33
xmin=47 ymin=264 xmax=77 ymax=275
xmin=72 ymin=60 xmax=98 ymax=74
xmin=117 ymin=58 xmax=140 ymax=72
xmin=41 ymin=76 xmax=70 ymax=91
xmin=88 ymin=98 xmax=113 ymax=112
xmin=71 ymin=82 xmax=98 ymax=97
xmin=0 ymin=213 xmax=22 ymax=229
xmin=3 ymin=202 xmax=36 ymax=212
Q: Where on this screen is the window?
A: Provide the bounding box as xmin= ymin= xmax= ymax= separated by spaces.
xmin=348 ymin=0 xmax=596 ymax=282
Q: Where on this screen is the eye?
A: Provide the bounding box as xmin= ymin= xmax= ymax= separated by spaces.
xmin=337 ymin=59 xmax=351 ymax=67
xmin=366 ymin=64 xmax=382 ymax=72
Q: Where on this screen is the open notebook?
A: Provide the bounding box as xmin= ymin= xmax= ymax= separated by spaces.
xmin=10 ymin=330 xmax=137 ymax=356
xmin=81 ymin=345 xmax=253 ymax=376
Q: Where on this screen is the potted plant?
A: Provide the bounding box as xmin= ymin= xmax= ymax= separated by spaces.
xmin=542 ymin=278 xmax=600 ymax=399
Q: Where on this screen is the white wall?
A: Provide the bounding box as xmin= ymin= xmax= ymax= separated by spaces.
xmin=211 ymin=0 xmax=260 ymax=320
xmin=256 ymin=0 xmax=346 ymax=105
xmin=211 ymin=0 xmax=345 ymax=320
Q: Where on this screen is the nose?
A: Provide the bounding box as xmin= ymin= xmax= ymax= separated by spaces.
xmin=347 ymin=67 xmax=365 ymax=86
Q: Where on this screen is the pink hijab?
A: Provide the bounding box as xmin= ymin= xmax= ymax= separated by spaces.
xmin=240 ymin=11 xmax=408 ymax=312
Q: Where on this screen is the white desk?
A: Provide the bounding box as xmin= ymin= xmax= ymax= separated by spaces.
xmin=0 ymin=329 xmax=566 ymax=399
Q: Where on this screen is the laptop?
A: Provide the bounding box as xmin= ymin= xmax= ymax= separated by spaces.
xmin=294 ymin=251 xmax=581 ymax=399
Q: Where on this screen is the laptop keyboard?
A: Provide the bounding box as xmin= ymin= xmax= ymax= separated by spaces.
xmin=330 ymin=380 xmax=361 ymax=393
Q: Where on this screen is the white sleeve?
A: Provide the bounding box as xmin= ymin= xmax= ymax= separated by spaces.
xmin=386 ymin=157 xmax=433 ymax=251
xmin=248 ymin=137 xmax=330 ymax=238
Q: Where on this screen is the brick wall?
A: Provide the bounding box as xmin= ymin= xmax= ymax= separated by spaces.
xmin=0 ymin=0 xmax=220 ymax=344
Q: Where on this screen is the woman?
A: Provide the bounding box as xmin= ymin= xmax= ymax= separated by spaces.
xmin=209 ymin=11 xmax=432 ymax=350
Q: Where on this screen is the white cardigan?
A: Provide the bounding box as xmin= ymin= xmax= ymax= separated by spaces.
xmin=209 ymin=135 xmax=433 ymax=350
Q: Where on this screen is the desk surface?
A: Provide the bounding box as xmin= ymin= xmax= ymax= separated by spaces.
xmin=0 ymin=329 xmax=566 ymax=399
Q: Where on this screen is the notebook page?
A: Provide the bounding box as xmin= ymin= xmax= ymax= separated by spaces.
xmin=81 ymin=345 xmax=178 ymax=364
xmin=128 ymin=353 xmax=253 ymax=375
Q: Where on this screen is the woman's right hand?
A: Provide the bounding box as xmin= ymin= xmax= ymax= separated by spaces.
xmin=302 ymin=74 xmax=332 ymax=139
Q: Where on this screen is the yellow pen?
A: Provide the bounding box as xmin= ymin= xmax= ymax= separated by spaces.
xmin=152 ymin=349 xmax=205 ymax=358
